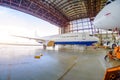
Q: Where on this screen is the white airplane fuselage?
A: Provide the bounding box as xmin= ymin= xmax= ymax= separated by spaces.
xmin=12 ymin=33 xmax=99 ymax=47
xmin=93 ymin=0 xmax=120 ymax=30
xmin=40 ymin=32 xmax=99 ymax=46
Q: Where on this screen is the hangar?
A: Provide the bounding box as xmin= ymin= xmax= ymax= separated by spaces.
xmin=0 ymin=0 xmax=106 ymax=33
xmin=0 ymin=0 xmax=120 ymax=80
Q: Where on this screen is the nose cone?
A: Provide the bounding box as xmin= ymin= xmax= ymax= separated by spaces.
xmin=93 ymin=15 xmax=105 ymax=29
xmin=93 ymin=0 xmax=120 ymax=30
xmin=93 ymin=5 xmax=109 ymax=29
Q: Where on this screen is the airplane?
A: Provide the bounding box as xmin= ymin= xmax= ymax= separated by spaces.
xmin=12 ymin=32 xmax=99 ymax=49
xmin=93 ymin=0 xmax=120 ymax=31
xmin=93 ymin=0 xmax=120 ymax=48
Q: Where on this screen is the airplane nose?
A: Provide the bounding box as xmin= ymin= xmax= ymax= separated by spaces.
xmin=93 ymin=15 xmax=106 ymax=29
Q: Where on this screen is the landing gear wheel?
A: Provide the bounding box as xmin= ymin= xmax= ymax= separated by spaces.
xmin=104 ymin=55 xmax=108 ymax=61
xmin=112 ymin=44 xmax=117 ymax=49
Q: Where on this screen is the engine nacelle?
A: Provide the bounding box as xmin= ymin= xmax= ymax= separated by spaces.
xmin=47 ymin=41 xmax=55 ymax=47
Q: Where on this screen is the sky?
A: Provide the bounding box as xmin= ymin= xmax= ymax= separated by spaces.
xmin=0 ymin=6 xmax=59 ymax=44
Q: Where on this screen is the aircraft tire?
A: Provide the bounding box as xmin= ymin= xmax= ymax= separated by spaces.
xmin=112 ymin=44 xmax=117 ymax=49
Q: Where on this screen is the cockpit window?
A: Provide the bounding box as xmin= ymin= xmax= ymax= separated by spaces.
xmin=111 ymin=0 xmax=115 ymax=1
xmin=106 ymin=1 xmax=111 ymax=5
xmin=106 ymin=0 xmax=116 ymax=5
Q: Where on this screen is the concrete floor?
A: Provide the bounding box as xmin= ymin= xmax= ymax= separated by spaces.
xmin=0 ymin=45 xmax=120 ymax=80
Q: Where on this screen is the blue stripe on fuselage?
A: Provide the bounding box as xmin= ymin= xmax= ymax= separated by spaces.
xmin=54 ymin=41 xmax=97 ymax=46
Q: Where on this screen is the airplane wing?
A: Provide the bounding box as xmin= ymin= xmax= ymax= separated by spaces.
xmin=12 ymin=35 xmax=55 ymax=47
xmin=12 ymin=35 xmax=45 ymax=42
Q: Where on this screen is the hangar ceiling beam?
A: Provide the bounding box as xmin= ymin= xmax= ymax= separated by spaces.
xmin=0 ymin=0 xmax=107 ymax=28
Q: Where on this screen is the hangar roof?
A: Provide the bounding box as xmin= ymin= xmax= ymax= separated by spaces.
xmin=0 ymin=0 xmax=107 ymax=27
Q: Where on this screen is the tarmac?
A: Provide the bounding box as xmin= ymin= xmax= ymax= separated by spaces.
xmin=0 ymin=45 xmax=120 ymax=80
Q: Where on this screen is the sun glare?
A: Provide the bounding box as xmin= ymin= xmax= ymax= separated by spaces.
xmin=0 ymin=6 xmax=58 ymax=44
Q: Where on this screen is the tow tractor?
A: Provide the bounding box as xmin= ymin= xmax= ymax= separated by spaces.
xmin=104 ymin=46 xmax=120 ymax=80
xmin=103 ymin=65 xmax=120 ymax=80
xmin=105 ymin=45 xmax=120 ymax=60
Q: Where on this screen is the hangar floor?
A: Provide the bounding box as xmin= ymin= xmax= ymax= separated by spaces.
xmin=0 ymin=45 xmax=120 ymax=80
